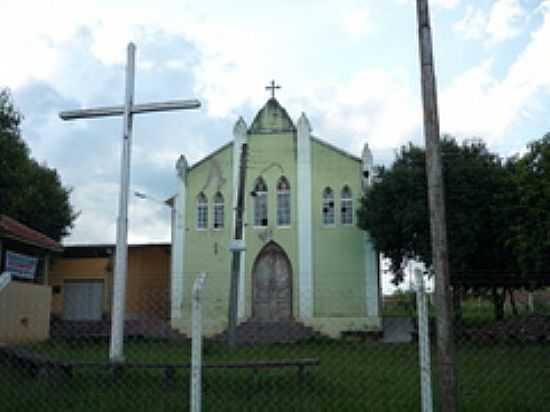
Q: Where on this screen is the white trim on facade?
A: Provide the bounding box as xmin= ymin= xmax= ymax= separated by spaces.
xmin=276 ymin=176 xmax=291 ymax=227
xmin=171 ymin=155 xmax=188 ymax=324
xmin=364 ymin=233 xmax=380 ymax=318
xmin=196 ymin=193 xmax=208 ymax=230
xmin=297 ymin=113 xmax=314 ymax=320
xmin=340 ymin=186 xmax=354 ymax=225
xmin=232 ymin=117 xmax=248 ymax=321
xmin=362 ymin=143 xmax=380 ymax=318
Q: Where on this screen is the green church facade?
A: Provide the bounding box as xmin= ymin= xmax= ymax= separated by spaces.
xmin=170 ymin=98 xmax=381 ymax=338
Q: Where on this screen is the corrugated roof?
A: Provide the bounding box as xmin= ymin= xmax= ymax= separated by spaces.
xmin=0 ymin=215 xmax=63 ymax=252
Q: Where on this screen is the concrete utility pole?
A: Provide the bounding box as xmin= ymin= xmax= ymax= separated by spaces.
xmin=227 ymin=143 xmax=248 ymax=346
xmin=59 ymin=43 xmax=201 ymax=362
xmin=190 ymin=272 xmax=206 ymax=412
xmin=416 ymin=268 xmax=433 ymax=412
xmin=415 ymin=1 xmax=457 ymax=411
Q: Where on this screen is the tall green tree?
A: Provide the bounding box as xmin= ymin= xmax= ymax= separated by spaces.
xmin=509 ymin=133 xmax=550 ymax=274
xmin=357 ymin=137 xmax=518 ymax=283
xmin=0 ymin=89 xmax=77 ymax=241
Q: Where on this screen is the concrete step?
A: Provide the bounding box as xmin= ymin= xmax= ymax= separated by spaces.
xmin=214 ymin=320 xmax=322 ymax=345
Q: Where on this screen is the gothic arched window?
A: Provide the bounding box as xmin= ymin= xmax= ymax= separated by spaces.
xmin=322 ymin=187 xmax=335 ymax=225
xmin=196 ymin=192 xmax=208 ymax=230
xmin=341 ymin=186 xmax=353 ymax=225
xmin=213 ymin=192 xmax=224 ymax=229
xmin=253 ymin=177 xmax=268 ymax=227
xmin=276 ymin=176 xmax=291 ymax=226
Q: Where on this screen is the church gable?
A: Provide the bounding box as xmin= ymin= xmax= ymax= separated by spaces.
xmin=186 ymin=144 xmax=233 ymax=229
xmin=171 ymin=90 xmax=382 ymax=338
xmin=311 ymin=137 xmax=361 ymax=164
xmin=249 ymin=98 xmax=296 ymax=134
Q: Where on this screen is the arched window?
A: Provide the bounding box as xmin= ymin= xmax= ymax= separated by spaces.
xmin=341 ymin=186 xmax=353 ymax=225
xmin=213 ymin=192 xmax=224 ymax=229
xmin=276 ymin=176 xmax=291 ymax=226
xmin=196 ymin=192 xmax=208 ymax=230
xmin=253 ymin=177 xmax=268 ymax=226
xmin=322 ymin=187 xmax=335 ymax=225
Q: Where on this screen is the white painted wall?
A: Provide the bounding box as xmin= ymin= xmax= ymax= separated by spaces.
xmin=362 ymin=143 xmax=381 ymax=318
xmin=232 ymin=117 xmax=248 ymax=321
xmin=171 ymin=155 xmax=188 ymax=324
xmin=297 ymin=113 xmax=314 ymax=320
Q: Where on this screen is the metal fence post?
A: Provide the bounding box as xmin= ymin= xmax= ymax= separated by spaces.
xmin=191 ymin=273 xmax=206 ymax=412
xmin=416 ymin=268 xmax=433 ymax=412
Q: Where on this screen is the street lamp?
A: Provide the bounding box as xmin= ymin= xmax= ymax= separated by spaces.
xmin=134 ymin=191 xmax=172 ymax=207
xmin=133 ymin=191 xmax=176 ymax=242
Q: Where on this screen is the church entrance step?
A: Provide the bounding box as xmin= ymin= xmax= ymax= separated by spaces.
xmin=214 ymin=320 xmax=323 ymax=345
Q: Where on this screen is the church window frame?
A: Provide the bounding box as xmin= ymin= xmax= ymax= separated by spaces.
xmin=321 ymin=187 xmax=335 ymax=226
xmin=276 ymin=176 xmax=291 ymax=227
xmin=196 ymin=192 xmax=208 ymax=230
xmin=213 ymin=192 xmax=224 ymax=230
xmin=340 ymin=185 xmax=353 ymax=225
xmin=253 ymin=177 xmax=268 ymax=227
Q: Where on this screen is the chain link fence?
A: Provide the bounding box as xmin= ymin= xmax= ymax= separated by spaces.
xmin=1 ymin=272 xmax=549 ymax=411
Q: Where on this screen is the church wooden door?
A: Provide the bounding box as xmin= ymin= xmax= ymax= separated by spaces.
xmin=252 ymin=242 xmax=292 ymax=321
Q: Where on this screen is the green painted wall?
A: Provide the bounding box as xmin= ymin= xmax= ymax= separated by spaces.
xmin=182 ymin=144 xmax=233 ymax=322
xmin=311 ymin=140 xmax=365 ymax=317
xmin=179 ymin=102 xmax=370 ymax=332
xmin=242 ymin=130 xmax=298 ymax=319
xmin=181 ymin=129 xmax=300 ymax=323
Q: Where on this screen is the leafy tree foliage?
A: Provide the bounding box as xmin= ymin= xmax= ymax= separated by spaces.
xmin=0 ymin=89 xmax=76 ymax=241
xmin=508 ymin=133 xmax=550 ymax=274
xmin=357 ymin=136 xmax=517 ymax=284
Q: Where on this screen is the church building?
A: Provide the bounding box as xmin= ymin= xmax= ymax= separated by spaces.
xmin=170 ymin=88 xmax=381 ymax=338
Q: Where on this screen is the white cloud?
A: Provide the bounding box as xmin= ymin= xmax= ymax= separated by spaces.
xmin=66 ymin=181 xmax=172 ymax=244
xmin=10 ymin=28 xmax=239 ymax=245
xmin=442 ymin=4 xmax=550 ymax=143
xmin=434 ymin=0 xmax=461 ymax=8
xmin=343 ymin=7 xmax=372 ymax=37
xmin=292 ymin=69 xmax=420 ymax=156
xmin=454 ymin=0 xmax=528 ymax=43
xmin=2 ymin=0 xmax=548 ymax=245
xmin=396 ymin=0 xmax=461 ymax=9
xmin=486 ymin=0 xmax=528 ymax=42
xmin=454 ymin=6 xmax=487 ymax=39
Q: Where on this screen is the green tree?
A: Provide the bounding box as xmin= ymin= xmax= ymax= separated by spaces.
xmin=357 ymin=137 xmax=518 ymax=319
xmin=509 ymin=133 xmax=550 ymax=274
xmin=359 ymin=137 xmax=516 ymax=278
xmin=0 ymin=89 xmax=77 ymax=241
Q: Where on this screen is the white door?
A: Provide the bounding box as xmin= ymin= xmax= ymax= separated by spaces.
xmin=63 ymin=281 xmax=104 ymax=320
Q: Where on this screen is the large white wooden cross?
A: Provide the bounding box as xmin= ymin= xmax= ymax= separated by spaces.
xmin=59 ymin=43 xmax=201 ymax=362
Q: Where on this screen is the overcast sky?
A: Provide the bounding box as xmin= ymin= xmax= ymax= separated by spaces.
xmin=1 ymin=0 xmax=549 ymax=246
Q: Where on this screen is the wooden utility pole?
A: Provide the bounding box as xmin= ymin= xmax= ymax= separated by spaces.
xmin=415 ymin=1 xmax=457 ymax=411
xmin=227 ymin=143 xmax=248 ymax=346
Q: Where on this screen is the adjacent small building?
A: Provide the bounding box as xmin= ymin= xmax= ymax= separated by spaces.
xmin=0 ymin=214 xmax=63 ymax=283
xmin=48 ymin=243 xmax=170 ymax=322
xmin=0 ymin=215 xmax=61 ymax=343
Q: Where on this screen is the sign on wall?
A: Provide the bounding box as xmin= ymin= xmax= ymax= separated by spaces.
xmin=5 ymin=251 xmax=38 ymax=280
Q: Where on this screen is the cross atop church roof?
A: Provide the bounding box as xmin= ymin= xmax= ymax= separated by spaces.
xmin=265 ymin=80 xmax=281 ymax=99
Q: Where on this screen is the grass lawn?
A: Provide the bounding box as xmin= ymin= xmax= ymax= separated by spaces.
xmin=1 ymin=338 xmax=549 ymax=411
